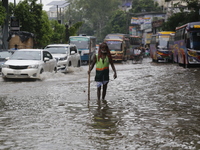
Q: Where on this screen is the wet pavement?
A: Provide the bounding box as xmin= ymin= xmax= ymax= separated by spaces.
xmin=0 ymin=58 xmax=200 ymax=150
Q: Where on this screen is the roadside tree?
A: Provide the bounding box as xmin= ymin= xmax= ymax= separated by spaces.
xmin=162 ymin=0 xmax=200 ymax=31
xmin=130 ymin=0 xmax=161 ymax=13
xmin=10 ymin=0 xmax=52 ymax=48
xmin=68 ymin=0 xmax=121 ymax=42
xmin=108 ymin=10 xmax=127 ymax=34
xmin=50 ymin=20 xmax=65 ymax=44
xmin=0 ymin=1 xmax=6 ymax=26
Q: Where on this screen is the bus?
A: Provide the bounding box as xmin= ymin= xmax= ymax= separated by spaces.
xmin=174 ymin=22 xmax=200 ymax=67
xmin=69 ymin=35 xmax=96 ymax=64
xmin=104 ymin=33 xmax=130 ymax=62
xmin=128 ymin=35 xmax=142 ymax=60
xmin=150 ymin=31 xmax=175 ymax=62
xmin=167 ymin=33 xmax=175 ymax=62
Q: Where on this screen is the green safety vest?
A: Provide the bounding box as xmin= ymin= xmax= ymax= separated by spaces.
xmin=95 ymin=54 xmax=109 ymax=81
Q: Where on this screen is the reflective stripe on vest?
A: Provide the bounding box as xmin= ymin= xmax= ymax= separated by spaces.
xmin=96 ymin=54 xmax=109 ymax=71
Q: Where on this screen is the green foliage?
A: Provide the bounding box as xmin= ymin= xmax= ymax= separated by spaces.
xmin=39 ymin=11 xmax=53 ymax=47
xmin=73 ymin=0 xmax=121 ymax=42
xmin=186 ymin=0 xmax=200 ymax=13
xmin=13 ymin=0 xmax=41 ymax=32
xmin=130 ymin=0 xmax=162 ymax=13
xmin=0 ymin=2 xmax=6 ymax=26
xmin=8 ymin=2 xmax=14 ymax=15
xmin=162 ymin=0 xmax=200 ymax=31
xmin=163 ymin=12 xmax=200 ymax=31
xmin=78 ymin=23 xmax=94 ymax=36
xmin=162 ymin=13 xmax=187 ymax=31
xmin=50 ymin=20 xmax=65 ymax=44
xmin=109 ymin=10 xmax=127 ymax=33
xmin=10 ymin=0 xmax=53 ymax=48
xmin=69 ymin=21 xmax=83 ymax=36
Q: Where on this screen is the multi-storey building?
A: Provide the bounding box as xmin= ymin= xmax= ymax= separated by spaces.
xmin=128 ymin=0 xmax=188 ymax=46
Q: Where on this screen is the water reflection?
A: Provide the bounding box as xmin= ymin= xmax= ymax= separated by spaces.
xmin=90 ymin=100 xmax=118 ymax=135
xmin=0 ymin=96 xmax=6 ymax=109
xmin=87 ymin=99 xmax=121 ymax=149
xmin=1 ymin=59 xmax=200 ymax=149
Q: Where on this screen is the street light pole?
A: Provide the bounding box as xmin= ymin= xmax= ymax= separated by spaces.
xmin=68 ymin=3 xmax=71 ymax=27
xmin=2 ymin=0 xmax=9 ymax=49
xmin=57 ymin=5 xmax=58 ymax=21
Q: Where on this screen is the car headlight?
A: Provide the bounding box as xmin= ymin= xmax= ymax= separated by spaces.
xmin=59 ymin=56 xmax=68 ymax=61
xmin=1 ymin=64 xmax=9 ymax=68
xmin=28 ymin=64 xmax=39 ymax=69
xmin=189 ymin=57 xmax=197 ymax=63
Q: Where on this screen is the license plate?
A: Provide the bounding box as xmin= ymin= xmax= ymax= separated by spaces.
xmin=14 ymin=70 xmax=21 ymax=75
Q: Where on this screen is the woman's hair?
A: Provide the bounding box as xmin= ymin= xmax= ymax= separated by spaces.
xmin=98 ymin=42 xmax=111 ymax=61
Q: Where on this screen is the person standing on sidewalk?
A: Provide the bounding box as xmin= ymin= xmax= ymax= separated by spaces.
xmin=88 ymin=42 xmax=117 ymax=101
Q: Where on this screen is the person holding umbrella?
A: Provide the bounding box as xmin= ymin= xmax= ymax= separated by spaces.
xmin=88 ymin=42 xmax=117 ymax=101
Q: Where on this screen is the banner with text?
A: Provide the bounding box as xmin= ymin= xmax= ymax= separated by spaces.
xmin=131 ymin=17 xmax=151 ymax=25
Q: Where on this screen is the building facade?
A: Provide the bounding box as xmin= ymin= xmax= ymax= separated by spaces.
xmin=128 ymin=0 xmax=188 ymax=46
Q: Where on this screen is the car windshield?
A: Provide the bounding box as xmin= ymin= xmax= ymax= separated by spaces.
xmin=46 ymin=47 xmax=67 ymax=54
xmin=10 ymin=51 xmax=41 ymax=60
xmin=0 ymin=51 xmax=12 ymax=58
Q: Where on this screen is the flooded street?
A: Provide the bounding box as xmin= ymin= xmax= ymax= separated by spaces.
xmin=0 ymin=57 xmax=200 ymax=150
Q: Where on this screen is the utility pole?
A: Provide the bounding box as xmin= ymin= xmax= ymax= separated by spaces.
xmin=2 ymin=0 xmax=9 ymax=49
xmin=126 ymin=12 xmax=130 ymax=34
xmin=68 ymin=3 xmax=71 ymax=27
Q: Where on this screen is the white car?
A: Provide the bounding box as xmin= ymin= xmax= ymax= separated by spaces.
xmin=44 ymin=44 xmax=81 ymax=73
xmin=1 ymin=49 xmax=57 ymax=80
xmin=0 ymin=50 xmax=14 ymax=72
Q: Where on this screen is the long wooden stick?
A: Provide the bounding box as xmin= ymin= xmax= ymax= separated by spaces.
xmin=88 ymin=49 xmax=91 ymax=101
xmin=88 ymin=67 xmax=90 ymax=101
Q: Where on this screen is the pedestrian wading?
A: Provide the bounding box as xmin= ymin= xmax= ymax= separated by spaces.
xmin=88 ymin=42 xmax=117 ymax=101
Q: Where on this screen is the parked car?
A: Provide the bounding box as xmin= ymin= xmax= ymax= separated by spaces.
xmin=1 ymin=49 xmax=57 ymax=80
xmin=0 ymin=50 xmax=14 ymax=72
xmin=44 ymin=44 xmax=81 ymax=73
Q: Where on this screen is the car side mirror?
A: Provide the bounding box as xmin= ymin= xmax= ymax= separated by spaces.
xmin=71 ymin=51 xmax=75 ymax=55
xmin=44 ymin=57 xmax=50 ymax=62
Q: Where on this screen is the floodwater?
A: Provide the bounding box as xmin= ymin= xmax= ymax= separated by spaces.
xmin=0 ymin=58 xmax=200 ymax=150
